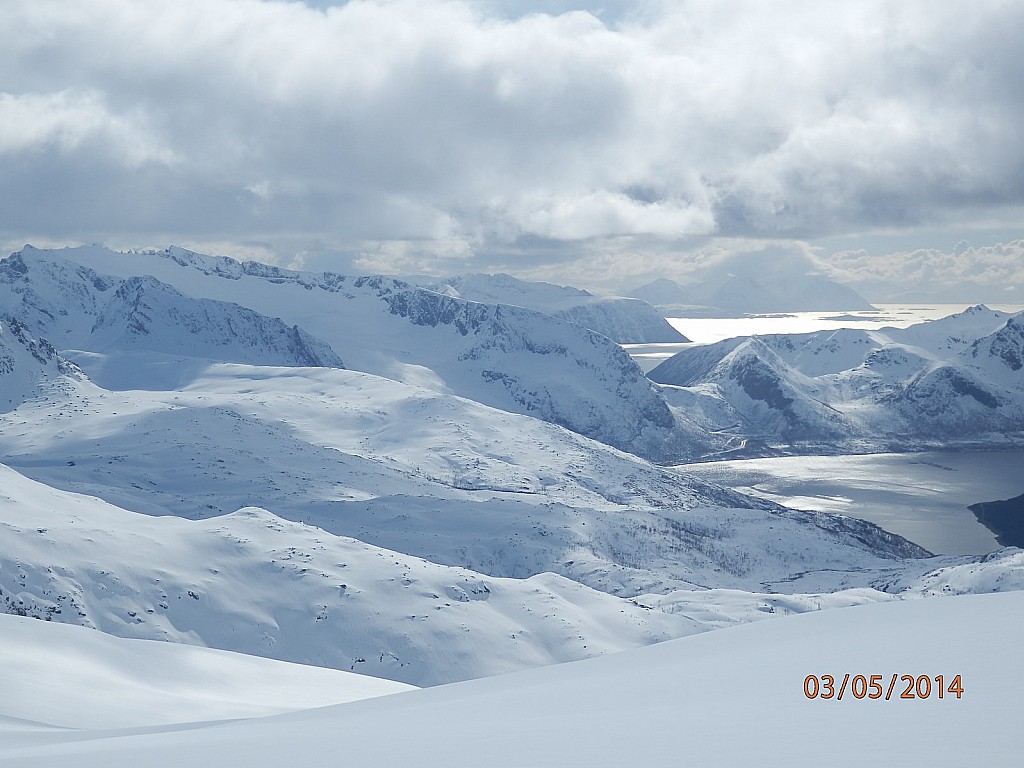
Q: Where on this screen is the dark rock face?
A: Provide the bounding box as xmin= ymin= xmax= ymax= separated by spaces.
xmin=729 ymin=355 xmax=794 ymax=411
xmin=970 ymin=492 xmax=1024 ymax=548
xmin=971 ymin=316 xmax=1024 ymax=372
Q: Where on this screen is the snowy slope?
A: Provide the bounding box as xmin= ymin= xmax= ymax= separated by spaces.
xmin=552 ymin=296 xmax=689 ymax=343
xmin=650 ymin=306 xmax=1024 ymax=449
xmin=2 ymin=246 xmax=693 ymax=460
xmin=3 ymin=590 xmax=1020 ymax=768
xmin=0 ymin=318 xmax=81 ymax=413
xmin=0 ymin=361 xmax=932 ymax=597
xmin=963 ymin=314 xmax=1024 ymax=386
xmin=0 ymin=613 xmax=413 ymax=729
xmin=0 ymin=463 xmax=704 ymax=686
xmin=0 ymin=252 xmax=343 ymax=372
xmin=885 ymin=303 xmax=1016 ymax=355
xmin=415 ymin=273 xmax=689 ymax=343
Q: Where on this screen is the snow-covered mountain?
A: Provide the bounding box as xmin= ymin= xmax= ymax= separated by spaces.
xmin=0 ymin=317 xmax=82 ymax=412
xmin=1 ymin=246 xmax=696 ymax=460
xmin=0 ymin=361 xmax=926 ymax=598
xmin=0 ymin=463 xmax=705 ymax=686
xmin=964 ymin=314 xmax=1024 ymax=384
xmin=650 ymin=305 xmax=1024 ymax=450
xmin=0 ymin=252 xmax=343 ymax=371
xmin=413 ymin=273 xmax=689 ymax=343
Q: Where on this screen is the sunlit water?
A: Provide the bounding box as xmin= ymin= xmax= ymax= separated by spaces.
xmin=627 ymin=304 xmax=1024 ymax=554
xmin=674 ymin=451 xmax=1024 ymax=555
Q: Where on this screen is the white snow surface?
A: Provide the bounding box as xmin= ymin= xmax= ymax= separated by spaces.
xmin=2 ymin=245 xmax=698 ymax=460
xmin=412 ymin=272 xmax=689 ymax=343
xmin=0 ymin=613 xmax=413 ymax=730
xmin=651 ymin=304 xmax=1024 ymax=448
xmin=0 ymin=462 xmax=705 ymax=686
xmin=2 ymin=590 xmax=1019 ymax=767
xmin=0 ymin=362 xmax=929 ymax=599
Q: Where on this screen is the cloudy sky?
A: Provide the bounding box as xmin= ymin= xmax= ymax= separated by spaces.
xmin=2 ymin=0 xmax=1023 ymax=301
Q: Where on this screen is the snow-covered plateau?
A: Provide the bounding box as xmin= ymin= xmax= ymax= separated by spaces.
xmin=1 ymin=244 xmax=1022 ymax=765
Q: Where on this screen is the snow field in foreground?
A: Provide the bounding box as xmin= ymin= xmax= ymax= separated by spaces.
xmin=1 ymin=590 xmax=1019 ymax=767
xmin=0 ymin=614 xmax=414 ymax=730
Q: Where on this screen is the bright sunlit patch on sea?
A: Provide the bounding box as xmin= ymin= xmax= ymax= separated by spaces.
xmin=675 ymin=451 xmax=1024 ymax=555
xmin=669 ymin=304 xmax=1024 ymax=345
xmin=624 ymin=304 xmax=1024 ymax=371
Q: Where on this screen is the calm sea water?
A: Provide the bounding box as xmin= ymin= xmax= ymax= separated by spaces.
xmin=630 ymin=304 xmax=1024 ymax=554
xmin=674 ymin=451 xmax=1024 ymax=555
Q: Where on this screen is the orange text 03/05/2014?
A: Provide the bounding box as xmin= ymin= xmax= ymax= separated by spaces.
xmin=802 ymin=674 xmax=964 ymax=701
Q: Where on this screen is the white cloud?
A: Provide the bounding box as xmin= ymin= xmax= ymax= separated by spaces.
xmin=0 ymin=91 xmax=176 ymax=166
xmin=825 ymin=240 xmax=1024 ymax=304
xmin=354 ymin=237 xmax=477 ymax=275
xmin=1 ymin=0 xmax=1022 ymax=282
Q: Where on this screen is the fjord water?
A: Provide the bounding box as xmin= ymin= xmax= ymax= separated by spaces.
xmin=674 ymin=451 xmax=1024 ymax=555
xmin=638 ymin=304 xmax=1024 ymax=555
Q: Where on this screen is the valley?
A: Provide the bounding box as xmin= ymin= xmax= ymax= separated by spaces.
xmin=1 ymin=243 xmax=1022 ymax=765
xmin=6 ymin=3 xmax=1021 ymax=762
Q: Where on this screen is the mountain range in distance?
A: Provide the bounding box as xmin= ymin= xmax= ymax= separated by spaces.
xmin=649 ymin=304 xmax=1024 ymax=452
xmin=1 ymin=242 xmax=1022 ymax=766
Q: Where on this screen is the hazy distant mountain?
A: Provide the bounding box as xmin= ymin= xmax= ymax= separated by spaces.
xmin=413 ymin=273 xmax=689 ymax=343
xmin=629 ymin=277 xmax=695 ymax=307
xmin=631 ymin=274 xmax=874 ymax=314
xmin=650 ymin=305 xmax=1024 ymax=449
xmin=630 ymin=250 xmax=874 ymax=314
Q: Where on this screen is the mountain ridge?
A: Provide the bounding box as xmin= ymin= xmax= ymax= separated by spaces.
xmin=412 ymin=272 xmax=689 ymax=343
xmin=650 ymin=305 xmax=1024 ymax=450
xmin=2 ymin=245 xmax=701 ymax=461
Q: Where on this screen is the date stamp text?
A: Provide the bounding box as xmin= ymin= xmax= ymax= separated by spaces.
xmin=803 ymin=674 xmax=963 ymax=701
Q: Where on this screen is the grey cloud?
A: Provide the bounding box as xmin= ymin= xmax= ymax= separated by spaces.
xmin=2 ymin=0 xmax=1023 ymax=280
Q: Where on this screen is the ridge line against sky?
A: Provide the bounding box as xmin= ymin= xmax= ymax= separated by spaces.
xmin=2 ymin=0 xmax=1023 ymax=300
